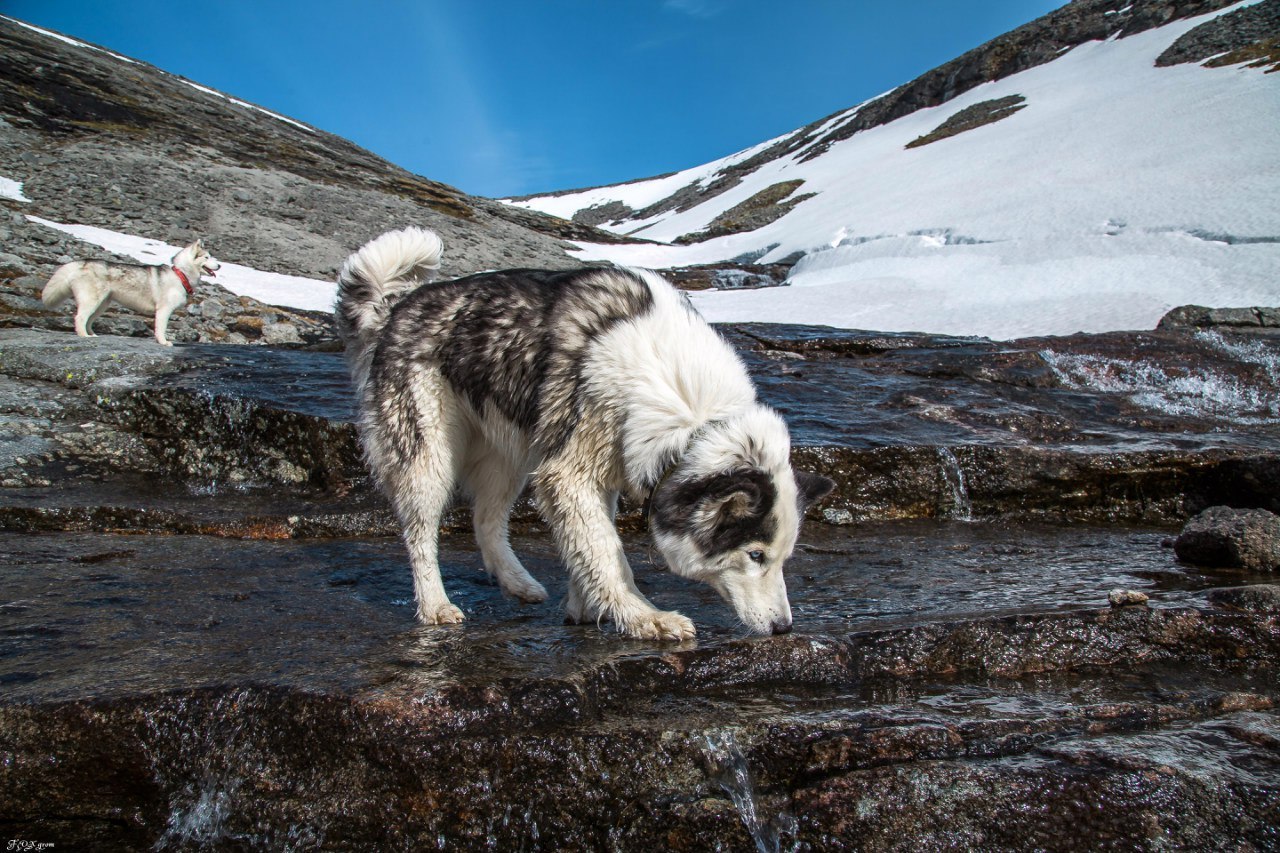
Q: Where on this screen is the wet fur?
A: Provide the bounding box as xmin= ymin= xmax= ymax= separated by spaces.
xmin=41 ymin=241 xmax=220 ymax=346
xmin=336 ymin=227 xmax=833 ymax=640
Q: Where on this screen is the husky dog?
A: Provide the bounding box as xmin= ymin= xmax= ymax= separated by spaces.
xmin=41 ymin=240 xmax=221 ymax=346
xmin=336 ymin=227 xmax=833 ymax=640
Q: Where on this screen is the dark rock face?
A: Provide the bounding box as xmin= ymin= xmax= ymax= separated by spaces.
xmin=674 ymin=180 xmax=815 ymax=244
xmin=905 ymin=95 xmax=1028 ymax=149
xmin=1156 ymin=0 xmax=1280 ymax=68
xmin=570 ymin=198 xmax=636 ymax=227
xmin=1158 ymin=303 xmax=1280 ymax=332
xmin=662 ymin=261 xmax=793 ymax=291
xmin=1176 ymin=506 xmax=1280 ymax=570
xmin=3 ymin=319 xmax=1279 ymax=530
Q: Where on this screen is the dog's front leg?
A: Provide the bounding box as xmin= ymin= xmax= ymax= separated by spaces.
xmin=537 ymin=472 xmax=695 ymax=641
xmin=154 ymin=302 xmax=178 ymax=346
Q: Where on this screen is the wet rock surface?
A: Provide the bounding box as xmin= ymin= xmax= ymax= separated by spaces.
xmin=0 ymin=319 xmax=1277 ymax=849
xmin=1209 ymin=583 xmax=1280 ymax=612
xmin=2 ymin=525 xmax=1277 ymax=850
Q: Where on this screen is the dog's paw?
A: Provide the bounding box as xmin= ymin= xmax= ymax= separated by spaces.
xmin=624 ymin=609 xmax=696 ymax=642
xmin=499 ymin=574 xmax=549 ymax=604
xmin=417 ymin=602 xmax=465 ymax=625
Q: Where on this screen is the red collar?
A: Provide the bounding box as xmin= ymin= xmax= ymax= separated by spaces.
xmin=173 ymin=266 xmax=194 ymax=295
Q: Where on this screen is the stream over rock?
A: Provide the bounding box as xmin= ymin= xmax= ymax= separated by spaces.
xmin=1 ymin=320 xmax=1278 ymax=850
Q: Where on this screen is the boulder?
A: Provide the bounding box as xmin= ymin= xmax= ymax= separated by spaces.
xmin=1175 ymin=506 xmax=1280 ymax=570
xmin=1208 ymin=584 xmax=1280 ymax=612
xmin=1157 ymin=304 xmax=1280 ymax=331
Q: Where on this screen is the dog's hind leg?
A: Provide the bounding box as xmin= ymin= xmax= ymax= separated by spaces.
xmin=463 ymin=447 xmax=547 ymax=603
xmin=74 ymin=292 xmax=109 ymax=337
xmin=371 ymin=372 xmax=465 ymax=626
xmin=87 ymin=298 xmax=114 ymax=337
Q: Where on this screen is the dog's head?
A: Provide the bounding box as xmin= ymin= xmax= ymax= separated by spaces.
xmin=178 ymin=240 xmax=221 ymax=279
xmin=649 ymin=409 xmax=834 ymax=635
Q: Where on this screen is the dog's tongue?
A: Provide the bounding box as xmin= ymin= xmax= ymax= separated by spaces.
xmin=205 ymin=268 xmax=217 ymax=278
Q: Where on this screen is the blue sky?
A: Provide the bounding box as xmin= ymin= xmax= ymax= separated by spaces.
xmin=5 ymin=1 xmax=1063 ymax=197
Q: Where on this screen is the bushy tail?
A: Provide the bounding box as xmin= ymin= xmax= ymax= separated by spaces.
xmin=42 ymin=263 xmax=78 ymax=307
xmin=335 ymin=227 xmax=443 ymax=384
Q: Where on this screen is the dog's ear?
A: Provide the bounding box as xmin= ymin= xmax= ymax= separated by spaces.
xmin=693 ymin=468 xmax=771 ymax=536
xmin=706 ymin=481 xmax=760 ymax=524
xmin=795 ymin=470 xmax=835 ymax=512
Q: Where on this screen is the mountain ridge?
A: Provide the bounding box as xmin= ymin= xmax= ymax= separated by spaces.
xmin=507 ymin=0 xmax=1279 ymax=338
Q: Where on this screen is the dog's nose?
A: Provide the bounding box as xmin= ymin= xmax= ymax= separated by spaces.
xmin=771 ymin=620 xmax=792 ymax=636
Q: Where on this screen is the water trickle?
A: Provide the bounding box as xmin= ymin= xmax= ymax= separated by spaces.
xmin=158 ymin=782 xmax=238 ymax=849
xmin=1039 ymin=347 xmax=1280 ymax=424
xmin=702 ymin=730 xmax=796 ymax=853
xmin=147 ymin=691 xmax=252 ymax=851
xmin=937 ymin=447 xmax=973 ymax=521
xmin=1196 ymin=330 xmax=1280 ymax=385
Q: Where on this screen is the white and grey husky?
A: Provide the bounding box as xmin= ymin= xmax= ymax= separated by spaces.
xmin=41 ymin=240 xmax=221 ymax=346
xmin=336 ymin=227 xmax=833 ymax=641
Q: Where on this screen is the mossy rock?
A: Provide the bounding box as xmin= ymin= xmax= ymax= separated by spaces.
xmin=675 ymin=180 xmax=815 ymax=244
xmin=906 ymin=95 xmax=1027 ymax=149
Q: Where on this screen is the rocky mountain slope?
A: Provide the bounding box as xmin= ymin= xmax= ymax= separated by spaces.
xmin=0 ymin=13 xmax=626 ymax=343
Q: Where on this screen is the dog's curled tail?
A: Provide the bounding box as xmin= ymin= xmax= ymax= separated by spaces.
xmin=41 ymin=263 xmax=78 ymax=308
xmin=335 ymin=227 xmax=443 ymax=351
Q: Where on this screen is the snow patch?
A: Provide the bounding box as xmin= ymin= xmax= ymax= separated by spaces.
xmin=0 ymin=176 xmax=32 ymax=203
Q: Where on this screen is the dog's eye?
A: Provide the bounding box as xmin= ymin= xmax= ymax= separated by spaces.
xmin=747 ymin=550 xmax=766 ymax=564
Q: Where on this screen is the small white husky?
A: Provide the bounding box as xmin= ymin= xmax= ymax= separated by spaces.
xmin=41 ymin=240 xmax=221 ymax=346
xmin=336 ymin=227 xmax=834 ymax=641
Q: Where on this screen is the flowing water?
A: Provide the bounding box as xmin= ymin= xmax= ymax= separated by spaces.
xmin=1 ymin=519 xmax=1266 ymax=704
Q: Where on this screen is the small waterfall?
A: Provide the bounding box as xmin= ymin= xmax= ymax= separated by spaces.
xmin=702 ymin=730 xmax=797 ymax=853
xmin=144 ymin=690 xmax=324 ymax=851
xmin=146 ymin=692 xmax=251 ymax=851
xmin=937 ymin=447 xmax=973 ymax=521
xmin=1195 ymin=330 xmax=1280 ymax=386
